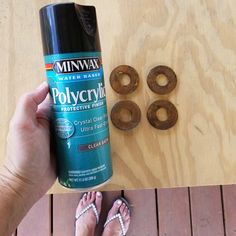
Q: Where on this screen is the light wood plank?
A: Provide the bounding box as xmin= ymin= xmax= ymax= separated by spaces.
xmin=53 ymin=193 xmax=82 ymax=236
xmin=223 ymin=185 xmax=236 ymax=236
xmin=190 ymin=186 xmax=224 ymax=236
xmin=124 ymin=189 xmax=158 ymax=236
xmin=17 ymin=195 xmax=51 ymax=236
xmin=158 ymin=187 xmax=191 ymax=236
xmin=1 ymin=1 xmax=236 ymax=193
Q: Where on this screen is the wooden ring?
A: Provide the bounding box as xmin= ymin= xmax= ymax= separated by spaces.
xmin=110 ymin=65 xmax=139 ymax=94
xmin=110 ymin=101 xmax=141 ymax=130
xmin=147 ymin=65 xmax=177 ymax=94
xmin=147 ymin=100 xmax=178 ymax=130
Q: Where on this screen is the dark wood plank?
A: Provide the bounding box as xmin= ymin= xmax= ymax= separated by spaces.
xmin=190 ymin=186 xmax=224 ymax=236
xmin=124 ymin=189 xmax=158 ymax=236
xmin=158 ymin=187 xmax=191 ymax=236
xmin=17 ymin=195 xmax=51 ymax=236
xmin=223 ymin=185 xmax=236 ymax=236
xmin=53 ymin=192 xmax=82 ymax=236
xmin=54 ymin=191 xmax=121 ymax=236
xmin=95 ymin=191 xmax=121 ymax=236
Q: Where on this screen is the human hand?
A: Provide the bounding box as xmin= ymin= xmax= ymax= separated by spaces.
xmin=1 ymin=82 xmax=56 ymax=204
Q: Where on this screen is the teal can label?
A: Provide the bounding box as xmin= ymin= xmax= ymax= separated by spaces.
xmin=44 ymin=52 xmax=113 ymax=189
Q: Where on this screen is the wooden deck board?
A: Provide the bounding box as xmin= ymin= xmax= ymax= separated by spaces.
xmin=223 ymin=185 xmax=236 ymax=236
xmin=53 ymin=191 xmax=121 ymax=236
xmin=95 ymin=191 xmax=121 ymax=236
xmin=124 ymin=189 xmax=158 ymax=236
xmin=53 ymin=192 xmax=82 ymax=236
xmin=190 ymin=186 xmax=224 ymax=236
xmin=17 ymin=195 xmax=51 ymax=236
xmin=16 ymin=185 xmax=236 ymax=235
xmin=158 ymin=187 xmax=191 ymax=236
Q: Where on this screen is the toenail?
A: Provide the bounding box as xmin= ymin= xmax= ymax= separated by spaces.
xmin=96 ymin=192 xmax=102 ymax=197
xmin=116 ymin=200 xmax=122 ymax=205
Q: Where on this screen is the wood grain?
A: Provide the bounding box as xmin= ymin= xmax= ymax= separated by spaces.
xmin=17 ymin=195 xmax=51 ymax=236
xmin=1 ymin=0 xmax=236 ymax=193
xmin=124 ymin=189 xmax=158 ymax=236
xmin=190 ymin=186 xmax=225 ymax=236
xmin=158 ymin=187 xmax=191 ymax=236
xmin=53 ymin=192 xmax=82 ymax=236
xmin=222 ymin=185 xmax=236 ymax=236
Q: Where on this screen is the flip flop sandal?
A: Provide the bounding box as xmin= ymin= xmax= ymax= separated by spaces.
xmin=75 ymin=193 xmax=100 ymax=225
xmin=104 ymin=197 xmax=131 ymax=236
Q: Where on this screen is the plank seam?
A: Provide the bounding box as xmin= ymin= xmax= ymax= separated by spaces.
xmin=51 ymin=194 xmax=53 ymax=235
xmin=220 ymin=186 xmax=227 ymax=236
xmin=155 ymin=189 xmax=159 ymax=235
xmin=188 ymin=187 xmax=193 ymax=236
xmin=121 ymin=190 xmax=124 ymax=198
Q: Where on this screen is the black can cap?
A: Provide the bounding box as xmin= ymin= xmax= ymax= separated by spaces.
xmin=39 ymin=3 xmax=101 ymax=55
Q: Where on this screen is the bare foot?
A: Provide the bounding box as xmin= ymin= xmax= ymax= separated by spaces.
xmin=102 ymin=199 xmax=131 ymax=236
xmin=75 ymin=191 xmax=102 ymax=236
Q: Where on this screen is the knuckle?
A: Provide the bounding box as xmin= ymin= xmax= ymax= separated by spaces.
xmin=18 ymin=93 xmax=33 ymax=105
xmin=9 ymin=117 xmax=33 ymax=132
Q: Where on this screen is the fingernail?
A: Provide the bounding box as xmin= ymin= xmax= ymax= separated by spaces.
xmin=96 ymin=192 xmax=102 ymax=197
xmin=116 ymin=199 xmax=122 ymax=205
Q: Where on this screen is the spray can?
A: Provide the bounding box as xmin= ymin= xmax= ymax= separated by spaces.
xmin=39 ymin=3 xmax=113 ymax=189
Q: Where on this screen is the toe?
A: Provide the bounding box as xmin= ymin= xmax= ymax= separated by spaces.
xmin=126 ymin=213 xmax=131 ymax=222
xmin=95 ymin=192 xmax=103 ymax=214
xmin=87 ymin=192 xmax=92 ymax=201
xmin=120 ymin=203 xmax=126 ymax=215
xmin=83 ymin=193 xmax=87 ymax=203
xmin=107 ymin=199 xmax=122 ymax=218
xmin=123 ymin=207 xmax=130 ymax=220
xmin=123 ymin=206 xmax=128 ymax=216
xmin=123 ymin=207 xmax=131 ymax=233
xmin=90 ymin=191 xmax=96 ymax=203
xmin=76 ymin=196 xmax=84 ymax=217
xmin=78 ymin=197 xmax=84 ymax=207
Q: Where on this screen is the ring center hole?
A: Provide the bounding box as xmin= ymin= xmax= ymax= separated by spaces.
xmin=156 ymin=74 xmax=168 ymax=86
xmin=119 ymin=108 xmax=132 ymax=122
xmin=156 ymin=108 xmax=168 ymax=121
xmin=120 ymin=73 xmax=131 ymax=86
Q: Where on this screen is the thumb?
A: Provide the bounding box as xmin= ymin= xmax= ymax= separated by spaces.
xmin=13 ymin=82 xmax=49 ymax=123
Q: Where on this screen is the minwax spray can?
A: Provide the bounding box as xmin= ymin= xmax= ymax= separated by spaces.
xmin=39 ymin=3 xmax=113 ymax=189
